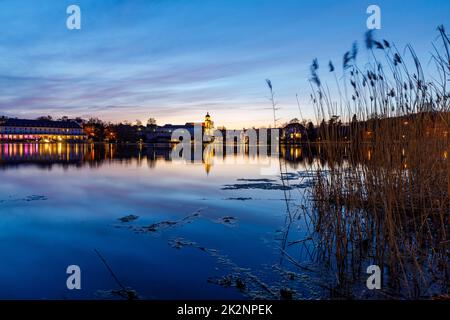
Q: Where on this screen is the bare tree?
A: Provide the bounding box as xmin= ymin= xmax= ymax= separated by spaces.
xmin=147 ymin=117 xmax=157 ymax=126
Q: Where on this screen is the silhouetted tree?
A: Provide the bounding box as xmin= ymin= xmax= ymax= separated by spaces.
xmin=306 ymin=121 xmax=317 ymax=141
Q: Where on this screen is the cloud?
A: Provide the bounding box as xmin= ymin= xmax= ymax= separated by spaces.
xmin=0 ymin=0 xmax=446 ymax=127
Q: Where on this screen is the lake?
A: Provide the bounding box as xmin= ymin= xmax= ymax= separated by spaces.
xmin=0 ymin=142 xmax=441 ymax=299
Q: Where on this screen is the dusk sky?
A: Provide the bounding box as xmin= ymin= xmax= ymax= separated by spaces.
xmin=0 ymin=0 xmax=448 ymax=128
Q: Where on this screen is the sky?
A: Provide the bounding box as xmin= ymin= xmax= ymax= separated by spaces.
xmin=0 ymin=0 xmax=448 ymax=128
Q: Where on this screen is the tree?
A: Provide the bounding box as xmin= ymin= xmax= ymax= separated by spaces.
xmin=318 ymin=119 xmax=327 ymax=141
xmin=306 ymin=121 xmax=317 ymax=141
xmin=104 ymin=125 xmax=118 ymax=142
xmin=37 ymin=115 xmax=52 ymax=121
xmin=147 ymin=118 xmax=157 ymax=126
xmin=86 ymin=117 xmax=103 ymax=125
xmin=351 ymin=114 xmax=359 ymax=142
xmin=74 ymin=117 xmax=84 ymax=125
xmin=135 ymin=119 xmax=142 ymax=126
xmin=84 ymin=118 xmax=106 ymax=141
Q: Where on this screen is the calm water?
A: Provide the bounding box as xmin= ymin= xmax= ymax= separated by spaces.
xmin=0 ymin=143 xmax=368 ymax=300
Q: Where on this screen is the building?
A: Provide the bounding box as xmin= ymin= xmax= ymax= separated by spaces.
xmin=146 ymin=113 xmax=214 ymax=143
xmin=204 ymin=112 xmax=214 ymax=130
xmin=203 ymin=112 xmax=215 ymax=142
xmin=281 ymin=122 xmax=308 ymax=143
xmin=146 ymin=123 xmax=197 ymax=142
xmin=0 ymin=118 xmax=87 ymax=142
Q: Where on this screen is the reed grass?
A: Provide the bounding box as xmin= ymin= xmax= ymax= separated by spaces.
xmin=300 ymin=26 xmax=449 ymax=298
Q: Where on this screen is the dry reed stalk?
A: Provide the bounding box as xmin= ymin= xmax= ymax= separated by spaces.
xmin=300 ymin=26 xmax=449 ymax=298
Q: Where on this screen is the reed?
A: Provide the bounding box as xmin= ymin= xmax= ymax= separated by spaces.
xmin=301 ymin=26 xmax=449 ymax=298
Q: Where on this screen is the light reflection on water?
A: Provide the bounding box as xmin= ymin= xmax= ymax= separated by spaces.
xmin=0 ymin=143 xmax=323 ymax=299
xmin=3 ymin=142 xmax=427 ymax=299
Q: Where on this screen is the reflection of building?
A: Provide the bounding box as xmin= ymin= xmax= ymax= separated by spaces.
xmin=0 ymin=143 xmax=86 ymax=165
xmin=0 ymin=119 xmax=86 ymax=142
xmin=203 ymin=145 xmax=215 ymax=174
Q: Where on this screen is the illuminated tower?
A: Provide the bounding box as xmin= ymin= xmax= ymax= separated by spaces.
xmin=204 ymin=112 xmax=214 ymax=130
xmin=203 ymin=112 xmax=214 ymax=142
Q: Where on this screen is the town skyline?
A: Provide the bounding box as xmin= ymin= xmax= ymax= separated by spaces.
xmin=0 ymin=0 xmax=448 ymax=129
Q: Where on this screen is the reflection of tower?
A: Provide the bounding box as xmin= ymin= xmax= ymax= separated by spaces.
xmin=203 ymin=144 xmax=214 ymax=175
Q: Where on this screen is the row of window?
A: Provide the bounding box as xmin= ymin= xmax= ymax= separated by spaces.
xmin=0 ymin=134 xmax=86 ymax=140
xmin=0 ymin=127 xmax=82 ymax=134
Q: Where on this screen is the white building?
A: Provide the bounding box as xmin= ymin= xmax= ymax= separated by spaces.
xmin=0 ymin=118 xmax=86 ymax=141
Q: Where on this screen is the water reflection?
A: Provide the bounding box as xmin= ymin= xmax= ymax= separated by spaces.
xmin=0 ymin=142 xmax=376 ymax=172
xmin=3 ymin=142 xmax=444 ymax=175
xmin=0 ymin=142 xmax=447 ymax=299
xmin=0 ymin=143 xmax=304 ymax=173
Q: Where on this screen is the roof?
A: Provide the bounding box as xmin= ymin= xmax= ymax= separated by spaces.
xmin=161 ymin=123 xmax=199 ymax=128
xmin=161 ymin=124 xmax=190 ymax=129
xmin=283 ymin=122 xmax=306 ymax=129
xmin=0 ymin=118 xmax=82 ymax=129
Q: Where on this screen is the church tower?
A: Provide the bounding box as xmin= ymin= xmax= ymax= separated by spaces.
xmin=204 ymin=112 xmax=214 ymax=130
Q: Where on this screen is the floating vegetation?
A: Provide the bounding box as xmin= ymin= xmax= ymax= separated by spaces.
xmin=216 ymin=216 xmax=238 ymax=226
xmin=207 ymin=275 xmax=233 ymax=287
xmin=202 ymin=197 xmax=297 ymax=201
xmin=281 ymin=171 xmax=322 ymax=180
xmin=169 ymin=237 xmax=218 ymax=255
xmin=222 ymin=182 xmax=293 ymax=191
xmin=143 ymin=211 xmax=201 ymax=232
xmin=24 ymin=195 xmax=48 ymax=201
xmin=115 ymin=210 xmax=202 ymax=234
xmin=280 ymin=287 xmax=295 ymax=300
xmin=96 ymin=288 xmax=140 ymax=300
xmin=235 ymin=278 xmax=246 ymax=290
xmin=279 ymin=173 xmax=301 ymax=181
xmin=0 ymin=195 xmax=48 ymax=203
xmin=223 ymin=176 xmax=314 ymax=190
xmin=290 ymin=182 xmax=315 ymax=189
xmin=146 ymin=220 xmax=177 ymax=231
xmin=207 ymin=275 xmax=246 ymax=291
xmin=167 ymin=236 xmax=317 ymax=300
xmin=169 ymin=238 xmax=198 ymax=249
xmin=236 ymin=178 xmax=277 ymax=183
xmin=118 ymin=214 xmax=139 ymax=223
xmin=94 ymin=249 xmax=139 ymax=300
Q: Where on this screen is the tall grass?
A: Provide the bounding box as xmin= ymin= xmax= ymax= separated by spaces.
xmin=302 ymin=26 xmax=449 ymax=298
